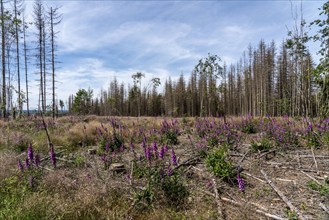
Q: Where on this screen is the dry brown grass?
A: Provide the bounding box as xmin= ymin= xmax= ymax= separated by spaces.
xmin=1 ymin=116 xmax=329 ymax=219
xmin=0 ymin=151 xmax=19 ymax=181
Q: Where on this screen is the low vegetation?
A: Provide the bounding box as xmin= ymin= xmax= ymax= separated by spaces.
xmin=0 ymin=115 xmax=329 ymax=219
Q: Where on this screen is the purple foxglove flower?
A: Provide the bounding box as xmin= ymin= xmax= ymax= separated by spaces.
xmin=101 ymin=154 xmax=107 ymax=162
xmin=27 ymin=144 xmax=34 ymax=162
xmin=105 ymin=141 xmax=109 ymax=153
xmin=35 ymin=154 xmax=41 ymax=168
xmin=145 ymin=147 xmax=151 ymax=162
xmin=164 ymin=145 xmax=168 ymax=152
xmin=96 ymin=127 xmax=103 ymax=136
xmin=159 ymin=146 xmax=165 ymax=159
xmin=18 ymin=159 xmax=24 ymax=171
xmin=142 ymin=137 xmax=147 ymax=149
xmin=153 ymin=141 xmax=158 ymax=158
xmin=25 ymin=158 xmax=30 ymax=169
xmin=237 ymin=173 xmax=245 ymax=191
xmin=167 ymin=163 xmax=173 ymax=176
xmin=171 ymin=149 xmax=177 ymax=166
xmin=50 ymin=144 xmax=56 ymax=168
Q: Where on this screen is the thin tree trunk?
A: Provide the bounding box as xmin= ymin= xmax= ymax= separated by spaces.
xmin=50 ymin=7 xmax=55 ymax=119
xmin=14 ymin=0 xmax=22 ymax=117
xmin=23 ymin=16 xmax=29 ymax=116
xmin=1 ymin=0 xmax=6 ymax=118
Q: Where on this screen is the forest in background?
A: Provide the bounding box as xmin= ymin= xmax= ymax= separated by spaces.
xmin=67 ymin=1 xmax=329 ymax=118
xmin=67 ymin=40 xmax=317 ymax=118
xmin=0 ymin=0 xmax=328 ymax=119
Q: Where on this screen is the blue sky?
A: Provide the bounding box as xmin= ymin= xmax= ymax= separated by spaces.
xmin=24 ymin=0 xmax=326 ymax=109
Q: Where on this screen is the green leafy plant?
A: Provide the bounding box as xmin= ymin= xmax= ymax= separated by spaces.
xmin=74 ymin=155 xmax=86 ymax=167
xmin=161 ymin=174 xmax=189 ymax=209
xmin=286 ymin=209 xmax=298 ymax=220
xmin=241 ymin=119 xmax=257 ymax=134
xmin=250 ymin=137 xmax=272 ymax=152
xmin=307 ymin=180 xmax=329 ymax=196
xmin=206 ymin=147 xmax=234 ymax=181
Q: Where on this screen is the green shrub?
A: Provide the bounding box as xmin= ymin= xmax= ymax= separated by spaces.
xmin=307 ymin=180 xmax=329 ymax=196
xmin=161 ymin=174 xmax=189 ymax=209
xmin=250 ymin=137 xmax=272 ymax=152
xmin=206 ymin=147 xmax=234 ymax=181
xmin=161 ymin=131 xmax=179 ymax=145
xmin=242 ymin=120 xmax=257 ymax=134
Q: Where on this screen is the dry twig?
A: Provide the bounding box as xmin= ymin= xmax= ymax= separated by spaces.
xmin=300 ymin=171 xmax=321 ymax=185
xmin=261 ymin=169 xmax=305 ymax=220
xmin=319 ymin=202 xmax=329 ymax=215
xmin=200 ymin=189 xmax=286 ymax=220
xmin=242 ymin=171 xmax=266 ymax=184
xmin=311 ymin=147 xmax=319 ymax=175
xmin=212 ymin=178 xmax=226 ymax=220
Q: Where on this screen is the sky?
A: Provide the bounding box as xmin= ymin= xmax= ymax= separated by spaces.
xmin=23 ymin=0 xmax=326 ymax=110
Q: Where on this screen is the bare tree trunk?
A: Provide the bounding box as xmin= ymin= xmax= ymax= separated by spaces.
xmin=23 ymin=16 xmax=29 ymax=116
xmin=14 ymin=0 xmax=22 ymax=117
xmin=1 ymin=0 xmax=6 ymax=118
xmin=43 ymin=21 xmax=46 ymax=112
xmin=50 ymin=7 xmax=55 ymax=119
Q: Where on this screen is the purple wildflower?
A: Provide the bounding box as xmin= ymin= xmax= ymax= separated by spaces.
xmin=50 ymin=144 xmax=56 ymax=168
xmin=142 ymin=137 xmax=147 ymax=149
xmin=237 ymin=173 xmax=245 ymax=191
xmin=25 ymin=158 xmax=30 ymax=169
xmin=35 ymin=154 xmax=41 ymax=168
xmin=153 ymin=141 xmax=158 ymax=158
xmin=167 ymin=163 xmax=173 ymax=176
xmin=171 ymin=149 xmax=177 ymax=166
xmin=105 ymin=141 xmax=110 ymax=153
xmin=18 ymin=159 xmax=24 ymax=171
xmin=159 ymin=146 xmax=165 ymax=159
xmin=101 ymin=153 xmax=107 ymax=162
xmin=27 ymin=143 xmax=34 ymax=162
xmin=145 ymin=146 xmax=151 ymax=162
xmin=306 ymin=123 xmax=313 ymax=133
xmin=96 ymin=127 xmax=103 ymax=136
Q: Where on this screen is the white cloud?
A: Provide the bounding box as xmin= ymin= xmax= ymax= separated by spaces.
xmin=22 ymin=0 xmax=327 ymax=109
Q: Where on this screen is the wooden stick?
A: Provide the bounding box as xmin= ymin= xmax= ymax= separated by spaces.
xmin=212 ymin=178 xmax=225 ymax=220
xmin=56 ymin=157 xmax=75 ymax=163
xmin=242 ymin=171 xmax=266 ymax=184
xmin=319 ymin=202 xmax=329 ymax=215
xmin=38 ymin=165 xmax=54 ymax=172
xmin=299 ymin=155 xmax=329 ymax=158
xmin=238 ymin=150 xmax=250 ymax=164
xmin=311 ymin=147 xmax=319 ymax=175
xmin=40 ymin=112 xmax=52 ymax=148
xmin=301 ymin=171 xmax=321 ymax=185
xmin=201 ymin=189 xmax=286 ymax=220
xmin=266 ymin=163 xmax=329 ymax=175
xmin=40 ymin=149 xmax=66 ymax=162
xmin=261 ymin=169 xmax=305 ymax=220
xmin=257 ymin=149 xmax=276 ymax=159
xmin=172 ymin=155 xmax=201 ymax=172
xmin=130 ymin=160 xmax=134 ymax=186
